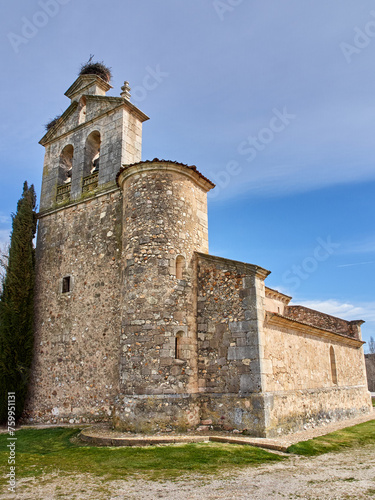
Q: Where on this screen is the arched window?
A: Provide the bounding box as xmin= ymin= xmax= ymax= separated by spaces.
xmin=175 ymin=331 xmax=184 ymax=360
xmin=84 ymin=130 xmax=101 ymax=177
xmin=176 ymin=255 xmax=185 ymax=280
xmin=330 ymin=346 xmax=338 ymax=385
xmin=58 ymin=144 xmax=74 ymax=185
xmin=78 ymin=96 xmax=86 ymax=125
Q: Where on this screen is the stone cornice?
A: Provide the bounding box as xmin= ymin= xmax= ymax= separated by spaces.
xmin=37 ymin=186 xmax=120 ymax=219
xmin=265 ymin=287 xmax=292 ymax=304
xmin=64 ymin=74 xmax=112 ymax=100
xmin=265 ymin=312 xmax=365 ymax=347
xmin=39 ymin=101 xmax=79 ymax=146
xmin=196 ymin=252 xmax=271 ymax=280
xmin=39 ymin=102 xmax=124 ymax=147
xmin=117 ymin=160 xmax=215 ymax=193
xmin=39 ymin=98 xmax=149 ymax=147
xmin=85 ymin=95 xmax=149 ymax=123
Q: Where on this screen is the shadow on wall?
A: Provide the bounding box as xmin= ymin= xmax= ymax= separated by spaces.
xmin=365 ymin=354 xmax=375 ymax=392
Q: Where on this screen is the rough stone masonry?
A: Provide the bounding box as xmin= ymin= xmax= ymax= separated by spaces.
xmin=24 ymin=69 xmax=372 ymax=437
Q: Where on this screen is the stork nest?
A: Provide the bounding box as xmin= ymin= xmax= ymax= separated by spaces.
xmin=79 ymin=61 xmax=112 ymax=83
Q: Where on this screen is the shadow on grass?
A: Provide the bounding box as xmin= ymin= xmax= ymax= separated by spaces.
xmin=0 ymin=427 xmax=285 ymax=484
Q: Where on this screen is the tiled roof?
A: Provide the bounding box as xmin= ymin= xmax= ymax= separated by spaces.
xmin=116 ymin=158 xmax=215 ymax=187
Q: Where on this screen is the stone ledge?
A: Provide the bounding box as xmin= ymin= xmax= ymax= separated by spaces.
xmin=38 ymin=186 xmax=120 ymax=219
xmin=79 ymin=427 xmax=288 ymax=452
xmin=79 ymin=409 xmax=375 ymax=452
xmin=196 ymin=252 xmax=270 ymax=280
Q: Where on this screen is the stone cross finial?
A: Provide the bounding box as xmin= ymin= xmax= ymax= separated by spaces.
xmin=121 ymin=81 xmax=131 ymax=101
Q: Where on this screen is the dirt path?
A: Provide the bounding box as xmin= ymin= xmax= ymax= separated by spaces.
xmin=2 ymin=444 xmax=375 ymax=499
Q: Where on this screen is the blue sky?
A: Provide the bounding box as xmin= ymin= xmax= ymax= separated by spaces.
xmin=0 ymin=0 xmax=374 ymax=348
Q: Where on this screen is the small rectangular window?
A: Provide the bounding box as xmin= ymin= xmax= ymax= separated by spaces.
xmin=62 ymin=276 xmax=71 ymax=293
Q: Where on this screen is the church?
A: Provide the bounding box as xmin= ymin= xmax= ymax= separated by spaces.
xmin=25 ymin=65 xmax=372 ymax=437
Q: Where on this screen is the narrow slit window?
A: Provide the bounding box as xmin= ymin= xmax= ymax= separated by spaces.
xmin=176 ymin=255 xmax=185 ymax=280
xmin=330 ymin=346 xmax=338 ymax=385
xmin=175 ymin=331 xmax=184 ymax=360
xmin=62 ymin=276 xmax=71 ymax=294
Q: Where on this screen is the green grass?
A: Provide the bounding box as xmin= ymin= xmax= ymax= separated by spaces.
xmin=2 ymin=420 xmax=375 ymax=486
xmin=287 ymin=419 xmax=375 ymax=456
xmin=0 ymin=427 xmax=285 ymax=484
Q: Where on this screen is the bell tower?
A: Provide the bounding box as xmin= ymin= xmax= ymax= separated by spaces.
xmin=26 ymin=65 xmax=150 ymax=425
xmin=38 ymin=70 xmax=148 ymax=212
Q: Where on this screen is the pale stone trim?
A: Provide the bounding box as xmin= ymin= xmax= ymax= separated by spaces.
xmin=265 ymin=312 xmax=365 ymax=347
xmin=170 ymin=253 xmax=187 ymax=277
xmin=262 ymin=385 xmax=369 ymax=396
xmin=265 ymin=287 xmax=292 ymax=304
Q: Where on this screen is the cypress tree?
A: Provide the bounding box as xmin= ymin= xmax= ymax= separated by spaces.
xmin=0 ymin=182 xmax=37 ymax=423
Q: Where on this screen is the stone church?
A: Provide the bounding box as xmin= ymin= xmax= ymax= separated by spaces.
xmin=25 ymin=67 xmax=372 ymax=437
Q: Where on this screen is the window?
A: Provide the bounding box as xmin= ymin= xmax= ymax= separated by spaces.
xmin=175 ymin=331 xmax=184 ymax=359
xmin=84 ymin=130 xmax=101 ymax=177
xmin=176 ymin=255 xmax=185 ymax=279
xmin=58 ymin=144 xmax=74 ymax=185
xmin=330 ymin=346 xmax=338 ymax=385
xmin=62 ymin=276 xmax=71 ymax=294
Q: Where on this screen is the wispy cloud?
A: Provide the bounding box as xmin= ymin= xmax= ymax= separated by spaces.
xmin=339 ymin=237 xmax=375 ymax=256
xmin=0 ymin=214 xmax=11 ymax=225
xmin=338 ymin=261 xmax=375 ymax=268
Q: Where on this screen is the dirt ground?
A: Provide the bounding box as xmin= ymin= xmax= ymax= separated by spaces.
xmin=2 ymin=444 xmax=375 ymax=500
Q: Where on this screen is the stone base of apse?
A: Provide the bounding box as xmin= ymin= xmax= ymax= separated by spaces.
xmin=112 ymin=387 xmax=372 ymax=437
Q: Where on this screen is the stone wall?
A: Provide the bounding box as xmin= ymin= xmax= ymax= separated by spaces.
xmin=193 ymin=253 xmax=272 ymax=436
xmin=114 ymin=161 xmax=212 ymax=431
xmin=266 ymin=386 xmax=372 ymax=436
xmin=25 ymin=190 xmax=123 ymax=424
xmin=196 ymin=254 xmax=269 ymax=395
xmin=263 ymin=320 xmax=367 ymax=391
xmin=262 ymin=314 xmax=372 ymax=435
xmin=365 ymin=354 xmax=375 ymax=392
